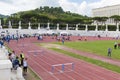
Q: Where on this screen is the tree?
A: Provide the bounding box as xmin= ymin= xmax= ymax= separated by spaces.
xmin=38 ymin=15 xmax=50 ymax=23
xmin=83 ymin=17 xmax=93 ymax=24
xmin=92 ymin=17 xmax=108 ymax=25
xmin=110 ymin=15 xmax=120 ymax=25
xmin=71 ymin=18 xmax=83 ymax=24
xmin=52 ymin=18 xmax=63 ymax=24
xmin=100 ymin=17 xmax=108 ymax=25
xmin=92 ymin=17 xmax=102 ymax=25
xmin=92 ymin=16 xmax=108 ymax=30
xmin=0 ymin=18 xmax=4 ymax=25
xmin=20 ymin=12 xmax=40 ymax=23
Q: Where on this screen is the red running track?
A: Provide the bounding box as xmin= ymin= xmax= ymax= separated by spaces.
xmin=7 ymin=37 xmax=120 ymax=80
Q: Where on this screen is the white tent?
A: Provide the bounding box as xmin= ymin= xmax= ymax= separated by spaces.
xmin=60 ymin=31 xmax=69 ymax=36
xmin=36 ymin=30 xmax=47 ymax=34
xmin=46 ymin=30 xmax=58 ymax=34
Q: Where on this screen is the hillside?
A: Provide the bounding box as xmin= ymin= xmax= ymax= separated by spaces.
xmin=9 ymin=6 xmax=91 ymax=24
xmin=0 ymin=6 xmax=92 ymax=29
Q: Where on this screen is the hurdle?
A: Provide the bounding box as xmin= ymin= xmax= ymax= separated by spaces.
xmin=28 ymin=50 xmax=44 ymax=56
xmin=17 ymin=44 xmax=29 ymax=47
xmin=51 ymin=62 xmax=74 ymax=73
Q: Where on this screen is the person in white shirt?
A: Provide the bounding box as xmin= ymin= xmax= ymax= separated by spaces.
xmin=23 ymin=58 xmax=28 ymax=75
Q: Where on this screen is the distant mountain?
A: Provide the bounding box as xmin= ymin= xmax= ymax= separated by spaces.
xmin=0 ymin=14 xmax=9 ymax=18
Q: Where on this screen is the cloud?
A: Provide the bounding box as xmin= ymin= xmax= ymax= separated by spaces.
xmin=77 ymin=1 xmax=88 ymax=15
xmin=58 ymin=0 xmax=78 ymax=12
xmin=0 ymin=0 xmax=60 ymax=15
xmin=0 ymin=0 xmax=13 ymax=4
xmin=59 ymin=0 xmax=89 ymax=16
xmin=0 ymin=0 xmax=120 ymax=16
xmin=0 ymin=1 xmax=16 ymax=15
xmin=59 ymin=0 xmax=120 ymax=16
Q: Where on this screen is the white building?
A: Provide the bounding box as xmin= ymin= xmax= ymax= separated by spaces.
xmin=92 ymin=4 xmax=120 ymax=24
xmin=92 ymin=4 xmax=120 ymax=17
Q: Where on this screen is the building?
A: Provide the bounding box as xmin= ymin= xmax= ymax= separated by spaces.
xmin=92 ymin=4 xmax=120 ymax=17
xmin=92 ymin=4 xmax=120 ymax=24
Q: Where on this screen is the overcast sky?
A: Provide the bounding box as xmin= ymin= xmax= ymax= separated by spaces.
xmin=0 ymin=0 xmax=120 ymax=16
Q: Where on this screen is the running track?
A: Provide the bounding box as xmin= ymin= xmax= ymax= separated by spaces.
xmin=7 ymin=36 xmax=120 ymax=80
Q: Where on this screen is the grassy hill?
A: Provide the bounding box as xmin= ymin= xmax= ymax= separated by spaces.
xmin=1 ymin=6 xmax=92 ymax=29
xmin=10 ymin=6 xmax=90 ymax=24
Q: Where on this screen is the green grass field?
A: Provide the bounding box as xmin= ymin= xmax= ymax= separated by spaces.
xmin=55 ymin=40 xmax=120 ymax=60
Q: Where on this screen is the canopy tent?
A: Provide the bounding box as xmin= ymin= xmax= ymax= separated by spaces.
xmin=46 ymin=30 xmax=58 ymax=35
xmin=36 ymin=30 xmax=47 ymax=35
xmin=60 ymin=31 xmax=70 ymax=36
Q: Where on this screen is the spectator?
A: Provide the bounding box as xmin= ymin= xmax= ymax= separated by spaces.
xmin=20 ymin=51 xmax=25 ymax=58
xmin=19 ymin=53 xmax=24 ymax=66
xmin=62 ymin=38 xmax=64 ymax=44
xmin=11 ymin=51 xmax=16 ymax=68
xmin=84 ymin=37 xmax=87 ymax=41
xmin=114 ymin=42 xmax=117 ymax=49
xmin=11 ymin=51 xmax=16 ymax=61
xmin=23 ymin=58 xmax=28 ymax=75
xmin=0 ymin=39 xmax=4 ymax=48
xmin=118 ymin=43 xmax=120 ymax=49
xmin=13 ymin=56 xmax=20 ymax=70
xmin=8 ymin=53 xmax=12 ymax=61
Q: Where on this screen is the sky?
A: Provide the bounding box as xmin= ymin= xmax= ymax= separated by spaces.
xmin=0 ymin=0 xmax=120 ymax=16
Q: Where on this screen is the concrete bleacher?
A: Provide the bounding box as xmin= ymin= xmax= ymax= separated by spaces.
xmin=0 ymin=46 xmax=25 ymax=80
xmin=1 ymin=28 xmax=120 ymax=39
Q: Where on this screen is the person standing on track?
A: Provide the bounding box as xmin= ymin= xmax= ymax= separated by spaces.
xmin=62 ymin=36 xmax=65 ymax=44
xmin=108 ymin=48 xmax=112 ymax=57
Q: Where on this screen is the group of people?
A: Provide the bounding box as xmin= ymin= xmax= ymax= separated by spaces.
xmin=114 ymin=42 xmax=120 ymax=49
xmin=56 ymin=35 xmax=71 ymax=44
xmin=37 ymin=35 xmax=43 ymax=40
xmin=107 ymin=42 xmax=120 ymax=57
xmin=8 ymin=51 xmax=28 ymax=75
